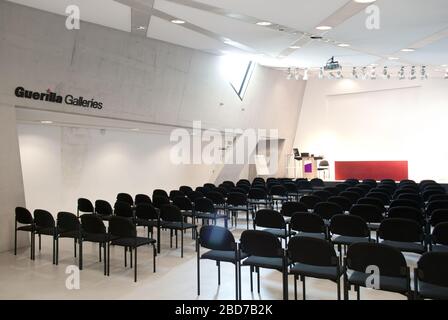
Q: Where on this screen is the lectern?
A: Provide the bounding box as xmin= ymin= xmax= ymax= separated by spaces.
xmin=300 ymin=155 xmax=319 ymax=179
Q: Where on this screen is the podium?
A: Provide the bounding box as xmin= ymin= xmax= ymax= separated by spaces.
xmin=300 ymin=155 xmax=319 ymax=179
xmin=286 ymin=152 xmax=323 ymax=179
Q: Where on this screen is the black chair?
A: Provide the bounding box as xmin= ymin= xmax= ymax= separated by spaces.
xmin=397 ymin=193 xmax=423 ymax=206
xmin=378 ymin=218 xmax=426 ymax=254
xmin=346 ymin=187 xmax=366 ymax=197
xmin=335 ymin=183 xmax=350 ymax=193
xmin=135 ymin=203 xmax=159 ymax=239
xmin=160 ymin=204 xmax=197 ymax=257
xmin=323 ymin=187 xmax=339 ymax=196
xmin=80 ymin=214 xmax=117 ymax=275
xmin=172 ymin=196 xmax=196 ymax=226
xmin=187 ymin=191 xmax=204 ymax=202
xmin=423 ymin=189 xmax=446 ymax=202
xmin=235 ymin=185 xmax=250 ymax=194
xmin=426 ymin=200 xmax=448 ymax=217
xmin=280 ymin=202 xmax=308 ymax=218
xmin=431 ymin=222 xmax=448 ymax=252
xmin=310 ymin=178 xmax=325 ymax=188
xmin=107 ymin=216 xmax=156 ymax=282
xmin=290 ymin=212 xmax=326 ymax=240
xmin=296 ymin=180 xmax=313 ymax=194
xmin=14 ymin=207 xmax=35 ymax=259
xmin=388 ymin=206 xmax=424 ymax=226
xmin=314 ymin=202 xmax=343 ymax=226
xmin=344 ymin=242 xmax=411 ymax=300
xmin=254 ymin=209 xmax=295 ymax=242
xmin=206 ymin=191 xmax=227 ymax=212
xmin=330 ymin=214 xmax=372 ymax=264
xmin=345 ymin=179 xmax=359 ymax=186
xmin=179 ymin=186 xmax=193 ymax=194
xmin=196 ymin=226 xmax=246 ymax=300
xmin=153 ymin=189 xmax=169 ymax=199
xmin=248 ymin=188 xmax=272 ymax=212
xmin=77 ymin=198 xmax=94 ymax=217
xmin=350 ymin=204 xmax=384 ymax=231
xmin=328 ymin=196 xmax=352 ymax=212
xmin=366 ymin=192 xmax=390 ymax=206
xmin=222 ymin=181 xmax=236 ymax=188
xmin=299 ymin=195 xmax=321 ymax=211
xmin=372 ymin=187 xmax=394 ymax=197
xmin=284 ymin=183 xmax=299 ymax=201
xmin=430 ymin=210 xmax=448 ymax=228
xmin=269 ymin=185 xmax=288 ymax=208
xmin=135 ymin=194 xmax=152 ymax=205
xmin=204 ymin=183 xmax=216 ymax=189
xmin=239 ymin=230 xmax=288 ymax=300
xmin=34 ymin=209 xmax=57 ymax=264
xmin=95 ymin=200 xmax=114 ymax=221
xmin=339 ymin=191 xmax=361 ymax=204
xmin=357 ymin=197 xmax=385 ymax=212
xmin=428 ymin=194 xmax=448 ymax=202
xmin=55 ymin=212 xmax=81 ymax=266
xmin=114 ymin=201 xmax=133 ymax=218
xmin=117 ymin=193 xmax=134 ymax=206
xmin=389 ymin=199 xmax=421 ymax=210
xmin=152 ymin=196 xmax=171 ymax=209
xmin=313 ymin=190 xmax=332 ymax=202
xmin=414 ymin=252 xmax=448 ymax=299
xmin=362 ymin=179 xmax=377 ymax=187
xmin=288 ymin=236 xmax=343 ymax=300
xmin=226 ymin=192 xmax=251 ymax=229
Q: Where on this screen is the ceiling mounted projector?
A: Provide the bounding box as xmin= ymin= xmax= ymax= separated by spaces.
xmin=324 ymin=56 xmax=341 ymax=71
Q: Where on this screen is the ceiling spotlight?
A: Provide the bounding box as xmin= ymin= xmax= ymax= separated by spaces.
xmin=289 ymin=45 xmax=301 ymax=49
xmin=130 ymin=128 xmax=140 ymax=131
xmin=316 ymin=26 xmax=332 ymax=31
xmin=354 ymin=0 xmax=377 ymax=3
xmin=318 ymin=67 xmax=324 ymax=79
xmin=294 ymin=68 xmax=301 ymax=81
xmin=338 ymin=43 xmax=350 ymax=47
xmin=398 ymin=66 xmax=405 ymax=80
xmin=409 ymin=66 xmax=417 ymax=80
xmin=352 ymin=67 xmax=359 ymax=79
xmin=286 ymin=68 xmax=293 ymax=80
xmin=421 ymin=66 xmax=428 ymax=80
xmin=360 ymin=67 xmax=368 ymax=80
xmin=401 ymin=48 xmax=415 ymax=52
xmin=441 ymin=64 xmax=448 ymax=68
xmin=336 ymin=70 xmax=343 ymax=79
xmin=41 ymin=120 xmax=53 ymax=124
xmin=388 ymin=57 xmax=399 ymax=61
xmin=382 ymin=66 xmax=390 ymax=79
xmin=370 ymin=66 xmax=377 ymax=80
xmin=303 ymin=69 xmax=309 ymax=81
xmin=136 ymin=26 xmax=146 ymax=30
xmin=256 ymin=21 xmax=272 ymax=26
xmin=171 ymin=19 xmax=186 ymax=24
xmin=445 ymin=70 xmax=448 ymax=80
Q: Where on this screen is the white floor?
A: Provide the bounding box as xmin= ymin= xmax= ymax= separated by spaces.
xmin=0 ymin=218 xmax=417 ymax=300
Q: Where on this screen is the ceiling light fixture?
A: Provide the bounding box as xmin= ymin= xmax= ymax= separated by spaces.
xmin=409 ymin=66 xmax=417 ymax=80
xmin=388 ymin=57 xmax=399 ymax=60
xmin=171 ymin=19 xmax=185 ymax=24
xmin=338 ymin=43 xmax=350 ymax=47
xmin=398 ymin=66 xmax=406 ymax=80
xmin=286 ymin=68 xmax=293 ymax=80
xmin=370 ymin=66 xmax=377 ymax=80
xmin=318 ymin=68 xmax=324 ymax=79
xmin=382 ymin=66 xmax=390 ymax=79
xmin=136 ymin=26 xmax=146 ymax=30
xmin=130 ymin=128 xmax=140 ymax=132
xmin=294 ymin=68 xmax=301 ymax=81
xmin=289 ymin=45 xmax=301 ymax=49
xmin=316 ymin=26 xmax=332 ymax=31
xmin=352 ymin=67 xmax=359 ymax=79
xmin=354 ymin=0 xmax=377 ymax=3
xmin=303 ymin=69 xmax=309 ymax=81
xmin=256 ymin=21 xmax=272 ymax=26
xmin=401 ymin=48 xmax=416 ymax=52
xmin=421 ymin=66 xmax=428 ymax=80
xmin=40 ymin=120 xmax=53 ymax=124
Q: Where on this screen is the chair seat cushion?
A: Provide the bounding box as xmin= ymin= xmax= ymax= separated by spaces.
xmin=290 ymin=262 xmax=340 ymax=281
xmin=367 ymin=223 xmax=380 ymax=231
xmin=17 ymin=225 xmax=34 ymax=232
xmin=380 ymin=240 xmax=426 ymax=254
xmin=35 ymin=227 xmax=55 ymax=235
xmin=161 ymin=221 xmax=196 ymax=230
xmin=432 ymin=245 xmax=448 ymax=253
xmin=111 ymin=236 xmax=156 ymax=247
xmin=98 ymin=215 xmax=113 ymax=221
xmin=294 ymin=232 xmax=326 ymax=240
xmin=418 ymin=281 xmax=448 ymax=299
xmin=195 ymin=213 xmax=227 ymax=220
xmin=58 ymin=230 xmax=80 ymax=239
xmin=348 ymin=270 xmax=409 ymax=293
xmin=241 ymin=256 xmax=284 ymax=271
xmin=136 ymin=219 xmax=158 ymax=227
xmin=331 ymin=235 xmax=372 ymax=245
xmin=201 ymin=250 xmax=248 ymax=263
xmin=227 ymin=205 xmax=249 ymax=212
xmin=180 ymin=210 xmax=195 ymax=217
xmin=83 ymin=233 xmax=119 ymax=243
xmin=261 ymin=228 xmax=295 ymax=239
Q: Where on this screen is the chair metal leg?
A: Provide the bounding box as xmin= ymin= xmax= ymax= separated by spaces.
xmin=103 ymin=243 xmax=107 ymax=276
xmin=56 ymin=237 xmax=59 ymax=265
xmin=175 ymin=230 xmax=178 ymax=249
xmin=107 ymin=242 xmax=110 ymax=276
xmin=99 ymin=243 xmax=101 ymax=262
xmin=343 ymin=273 xmax=349 ymax=300
xmin=197 ymin=242 xmax=200 ymax=296
xmin=153 ymin=244 xmax=156 ymax=272
xmin=234 ymin=261 xmax=239 ymax=300
xmin=170 ymin=229 xmax=173 ymax=248
xmin=257 ymin=267 xmax=260 ymax=294
xmin=130 ymin=247 xmax=133 ymax=268
xmin=134 ymin=247 xmax=137 ymax=282
xmin=250 ymin=266 xmax=253 ymax=292
xmin=31 ymin=232 xmax=35 ymax=260
xmin=294 ymin=275 xmax=298 ymax=300
xmin=302 ymin=276 xmax=306 ymax=300
xmin=79 ymin=239 xmax=83 ymax=271
xmin=39 ymin=234 xmax=42 ymax=251
xmin=74 ymin=238 xmax=77 ymax=258
xmin=14 ymin=225 xmax=17 ymax=255
xmin=217 ymin=261 xmax=221 ymax=285
xmin=337 ymin=276 xmax=341 ymax=300
xmin=157 ymin=224 xmax=161 ymax=254
xmin=124 ymin=247 xmax=127 ymax=267
xmin=356 ymin=285 xmax=360 ymax=300
xmin=181 ymin=229 xmax=184 ymax=258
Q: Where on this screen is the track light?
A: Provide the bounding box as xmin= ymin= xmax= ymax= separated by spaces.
xmin=352 ymin=67 xmax=359 ymax=79
xmin=420 ymin=66 xmax=428 ymax=80
xmin=409 ymin=66 xmax=417 ymax=80
xmin=382 ymin=66 xmax=390 ymax=79
xmin=286 ymin=68 xmax=293 ymax=80
xmin=318 ymin=68 xmax=324 ymax=79
xmin=294 ymin=68 xmax=300 ymax=81
xmin=361 ymin=67 xmax=368 ymax=80
xmin=336 ymin=70 xmax=343 ymax=79
xmin=303 ymin=69 xmax=309 ymax=80
xmin=398 ymin=66 xmax=405 ymax=80
xmin=370 ymin=66 xmax=377 ymax=80
xmin=444 ymin=69 xmax=448 ymax=80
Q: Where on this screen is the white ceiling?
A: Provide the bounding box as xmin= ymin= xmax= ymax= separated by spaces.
xmin=5 ymin=0 xmax=448 ymax=70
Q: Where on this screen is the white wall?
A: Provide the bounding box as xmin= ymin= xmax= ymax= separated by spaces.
xmin=294 ymin=79 xmax=448 ymax=182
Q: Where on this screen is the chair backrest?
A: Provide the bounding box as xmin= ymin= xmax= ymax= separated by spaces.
xmin=152 ymin=196 xmax=171 ymax=209
xmin=350 ymin=204 xmax=384 ymax=223
xmin=378 ymin=218 xmax=424 ymax=243
xmin=237 ymin=179 xmax=251 ymax=186
xmin=248 ymin=188 xmax=268 ymax=200
xmin=187 ymin=191 xmax=204 ymax=202
xmin=314 ymin=202 xmax=343 ymax=220
xmin=153 ymin=189 xmax=169 ymax=199
xmin=366 ymin=192 xmax=390 ymax=205
xmin=327 ymin=196 xmax=352 ymax=212
xmin=179 ymin=186 xmax=193 ymax=194
xmin=310 ymin=178 xmax=324 ymax=187
xmin=80 ymin=214 xmax=106 ymax=234
xmin=206 ymin=191 xmax=226 ymax=205
xmin=199 ymin=225 xmax=236 ymax=251
xmin=78 ymin=198 xmax=94 ymax=213
xmin=339 ymin=191 xmax=361 ymax=204
xmin=135 ymin=194 xmax=152 ymax=205
xmin=280 ymin=202 xmax=308 ymax=217
xmin=335 ymin=183 xmax=350 ymax=193
xmin=397 ymin=193 xmax=422 ymax=204
xmin=255 ymin=209 xmax=286 ymax=229
xmin=323 ymin=187 xmax=339 ymax=196
xmin=290 ymin=212 xmax=325 ymax=234
xmin=214 ymin=187 xmax=228 ymax=196
xmin=432 ymin=222 xmax=448 ymax=245
xmin=194 ymin=197 xmax=215 ymax=213
xmin=372 ymin=187 xmax=394 ymax=197
xmin=114 ymin=201 xmax=133 ymax=218
xmin=240 ymin=230 xmax=282 ymax=258
xmin=172 ymin=196 xmax=193 ymax=211
xmin=313 ymin=190 xmax=331 ymax=201
xmin=345 ymin=179 xmax=359 ymax=186
xmin=270 ymin=185 xmax=287 ymax=196
xmin=57 ymin=212 xmax=79 ymax=232
xmin=330 ymin=214 xmax=369 ymax=237
xmin=288 ymin=236 xmax=337 ymax=266
xmin=389 ymin=199 xmax=421 ymax=210
xmin=222 ymin=181 xmax=235 ymax=188
xmin=346 ymin=242 xmax=408 ymax=277
xmin=428 ymin=194 xmax=448 ymax=202
xmin=427 ymin=200 xmax=448 ymax=216
xmin=135 ymin=203 xmax=159 ymax=220
xmin=296 ymin=180 xmax=313 ymax=190
xmin=388 ymin=206 xmax=424 ymax=225
xmin=362 ymin=179 xmax=377 ymax=187
xmin=169 ymin=190 xmax=185 ymax=201
xmin=355 ymin=184 xmax=372 ymax=193
xmin=357 ymin=197 xmax=385 ymax=211
xmin=232 ymin=186 xmax=248 ymax=194
xmin=160 ymin=204 xmax=183 ymax=223
xmin=15 ymin=207 xmax=33 ymax=224
xmin=417 ymin=252 xmax=448 ymax=287
xmin=299 ymin=195 xmax=321 ymax=210
xmin=116 ymin=193 xmax=134 ymax=206
xmin=430 ymin=209 xmax=448 ymax=227
xmin=284 ymin=183 xmax=298 ymax=194
xmin=109 ymin=216 xmax=136 ymax=238
xmin=226 ymin=192 xmax=247 ymax=206
xmin=95 ymin=200 xmax=113 ymax=217
xmin=204 ymin=183 xmax=216 ymax=189
xmin=346 ymin=187 xmax=366 ymax=197
xmin=34 ymin=209 xmax=55 ymax=228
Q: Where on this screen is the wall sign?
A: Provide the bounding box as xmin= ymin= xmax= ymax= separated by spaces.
xmin=14 ymin=86 xmax=103 ymax=110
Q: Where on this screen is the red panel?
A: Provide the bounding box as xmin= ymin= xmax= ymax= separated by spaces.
xmin=335 ymin=161 xmax=408 ymax=181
